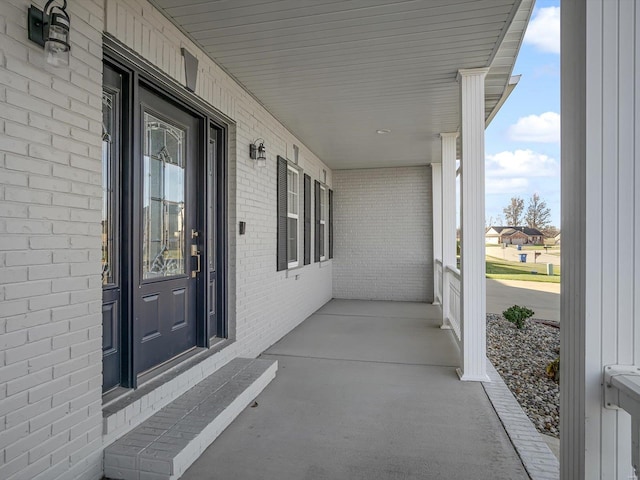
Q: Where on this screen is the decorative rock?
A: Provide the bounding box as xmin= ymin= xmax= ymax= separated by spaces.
xmin=487 ymin=314 xmax=560 ymax=438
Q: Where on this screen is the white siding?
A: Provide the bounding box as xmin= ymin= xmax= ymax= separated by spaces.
xmin=332 ymin=167 xmax=433 ymax=302
xmin=0 ymin=1 xmax=333 ymax=479
xmin=562 ymin=1 xmax=640 ymax=478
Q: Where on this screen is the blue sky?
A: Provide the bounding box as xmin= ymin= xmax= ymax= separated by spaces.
xmin=484 ymin=0 xmax=560 ymax=227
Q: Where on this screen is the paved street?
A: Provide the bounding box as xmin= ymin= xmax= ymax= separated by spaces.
xmin=485 ymin=245 xmax=561 ymax=323
xmin=486 ymin=278 xmax=560 ymax=322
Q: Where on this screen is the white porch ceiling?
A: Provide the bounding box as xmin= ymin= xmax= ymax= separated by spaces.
xmin=150 ymin=0 xmax=533 ymax=169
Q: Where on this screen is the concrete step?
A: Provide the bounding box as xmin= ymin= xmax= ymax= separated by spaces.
xmin=104 ymin=357 xmax=277 ymax=480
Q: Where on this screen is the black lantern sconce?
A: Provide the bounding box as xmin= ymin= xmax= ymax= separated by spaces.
xmin=28 ymin=0 xmax=71 ymax=68
xmin=250 ymin=139 xmax=267 ymax=167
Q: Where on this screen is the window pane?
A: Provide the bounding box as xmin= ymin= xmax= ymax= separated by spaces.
xmin=320 ymin=187 xmax=326 ymax=221
xmin=143 ymin=112 xmax=186 ymax=279
xmin=287 ymin=217 xmax=297 ymax=263
xmin=319 ymin=224 xmax=325 ymax=257
xmin=287 ymin=168 xmax=294 ymax=188
xmin=101 ymin=91 xmax=115 ymax=285
xmin=287 ymin=168 xmax=298 ymax=216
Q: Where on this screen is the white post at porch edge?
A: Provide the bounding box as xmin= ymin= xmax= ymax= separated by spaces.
xmin=440 ymin=133 xmax=458 ymax=329
xmin=431 ymin=163 xmax=442 ymax=306
xmin=458 ymin=68 xmax=490 ymax=382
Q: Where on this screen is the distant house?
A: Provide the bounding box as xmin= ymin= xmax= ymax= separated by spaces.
xmin=485 ymin=226 xmax=545 ymax=245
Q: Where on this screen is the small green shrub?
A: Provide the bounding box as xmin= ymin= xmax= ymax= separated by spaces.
xmin=546 ymin=356 xmax=560 ymax=382
xmin=502 ymin=305 xmax=535 ymax=329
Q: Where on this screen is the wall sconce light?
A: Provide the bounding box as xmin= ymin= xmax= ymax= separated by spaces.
xmin=250 ymin=139 xmax=267 ymax=167
xmin=28 ymin=0 xmax=71 ymax=68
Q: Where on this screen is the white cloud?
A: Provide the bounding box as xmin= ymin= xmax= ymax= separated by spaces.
xmin=485 ymin=149 xmax=559 ymax=195
xmin=524 ymin=6 xmax=560 ymax=54
xmin=486 ymin=177 xmax=529 ymax=195
xmin=507 ymin=112 xmax=560 ymax=143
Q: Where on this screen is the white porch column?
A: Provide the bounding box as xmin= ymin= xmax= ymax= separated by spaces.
xmin=440 ymin=133 xmax=458 ymax=329
xmin=431 ymin=163 xmax=442 ymax=306
xmin=561 ymin=2 xmax=640 ymax=478
xmin=458 ymin=68 xmax=490 ymax=382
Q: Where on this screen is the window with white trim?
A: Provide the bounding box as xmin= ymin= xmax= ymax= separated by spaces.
xmin=287 ymin=166 xmax=299 ymax=268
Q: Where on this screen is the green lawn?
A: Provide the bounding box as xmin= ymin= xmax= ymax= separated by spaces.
xmin=486 ymin=258 xmax=560 ymax=283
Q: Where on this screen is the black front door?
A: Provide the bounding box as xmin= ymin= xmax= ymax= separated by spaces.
xmin=133 ymin=86 xmax=202 ymax=376
xmin=102 ymin=51 xmax=228 ymax=393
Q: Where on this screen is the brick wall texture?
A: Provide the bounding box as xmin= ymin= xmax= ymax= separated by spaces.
xmin=0 ymin=1 xmax=333 ymax=479
xmin=0 ymin=1 xmax=105 ymax=479
xmin=332 ymin=167 xmax=434 ymax=302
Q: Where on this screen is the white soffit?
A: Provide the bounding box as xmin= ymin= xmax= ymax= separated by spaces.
xmin=150 ymin=0 xmax=533 ymax=169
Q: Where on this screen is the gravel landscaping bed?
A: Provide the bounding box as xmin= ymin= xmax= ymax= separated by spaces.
xmin=487 ymin=313 xmax=560 ymax=438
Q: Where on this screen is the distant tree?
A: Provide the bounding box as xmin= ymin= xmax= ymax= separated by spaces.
xmin=542 ymin=225 xmax=559 ymax=238
xmin=525 ymin=193 xmax=552 ymax=230
xmin=485 ymin=215 xmax=504 ymax=228
xmin=503 ymin=197 xmax=525 ymax=226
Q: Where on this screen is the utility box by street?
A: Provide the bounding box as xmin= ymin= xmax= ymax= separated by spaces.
xmin=547 ymin=263 xmax=554 ymax=276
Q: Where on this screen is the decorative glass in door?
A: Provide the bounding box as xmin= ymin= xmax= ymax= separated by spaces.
xmin=142 ymin=113 xmax=186 ymax=279
xmin=102 ymin=92 xmax=115 ymax=285
xmin=102 ymin=64 xmax=123 ymax=393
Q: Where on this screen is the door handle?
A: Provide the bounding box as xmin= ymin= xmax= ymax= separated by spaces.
xmin=191 ymin=244 xmax=201 ymax=278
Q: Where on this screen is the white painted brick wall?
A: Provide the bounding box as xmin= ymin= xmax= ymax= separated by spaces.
xmin=332 ymin=167 xmax=433 ymax=302
xmin=0 ymin=1 xmax=104 ymax=480
xmin=2 ymin=1 xmax=333 ymax=479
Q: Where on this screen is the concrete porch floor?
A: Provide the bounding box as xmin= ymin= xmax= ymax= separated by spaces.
xmin=182 ymin=299 xmax=529 ymax=479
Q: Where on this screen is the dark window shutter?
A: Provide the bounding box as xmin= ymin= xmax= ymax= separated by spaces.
xmin=328 ymin=189 xmax=334 ymax=259
xmin=277 ymin=156 xmax=288 ymax=271
xmin=314 ymin=180 xmax=320 ymax=262
xmin=304 ymin=174 xmax=311 ymax=265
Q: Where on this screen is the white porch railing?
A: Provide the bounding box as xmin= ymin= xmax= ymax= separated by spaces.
xmin=444 ymin=265 xmax=461 ymax=342
xmin=604 ymin=365 xmax=640 ymax=477
xmin=434 ymin=259 xmax=443 ymax=305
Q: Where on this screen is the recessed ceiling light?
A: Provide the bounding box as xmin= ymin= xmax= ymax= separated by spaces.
xmin=376 ymin=129 xmax=391 ymax=134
